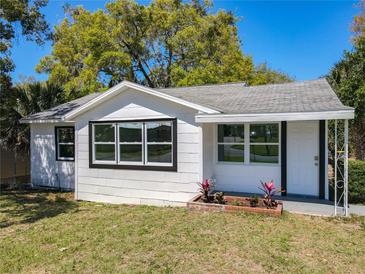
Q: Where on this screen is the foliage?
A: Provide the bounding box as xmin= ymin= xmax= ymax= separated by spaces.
xmin=213 ymin=192 xmax=226 ymax=204
xmin=198 ymin=179 xmax=212 ymax=202
xmin=258 ymin=180 xmax=283 ymax=208
xmin=0 ymin=0 xmax=50 ymax=90
xmin=327 ymin=39 xmax=365 ymax=160
xmin=230 ymin=200 xmax=243 ymax=206
xmin=352 ymin=0 xmax=365 ymax=46
xmin=250 ymin=63 xmax=294 ymax=86
xmin=327 ymin=1 xmax=365 ymax=160
xmin=37 ymin=0 xmax=291 ymax=96
xmin=0 ymin=81 xmax=66 ymax=153
xmin=249 ymin=194 xmax=259 ymax=207
xmin=349 ymin=159 xmax=365 ymax=204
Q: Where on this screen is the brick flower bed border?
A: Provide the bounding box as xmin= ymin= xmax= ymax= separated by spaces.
xmin=187 ymin=195 xmax=283 ymax=217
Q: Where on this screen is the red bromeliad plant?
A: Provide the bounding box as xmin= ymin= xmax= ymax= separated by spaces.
xmin=198 ymin=179 xmax=212 ymax=202
xmin=258 ymin=180 xmax=284 ymax=208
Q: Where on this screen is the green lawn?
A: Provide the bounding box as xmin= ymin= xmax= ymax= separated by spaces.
xmin=0 ymin=191 xmax=364 ymax=273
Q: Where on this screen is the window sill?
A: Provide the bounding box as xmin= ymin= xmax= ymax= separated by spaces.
xmin=56 ymin=158 xmax=75 ymax=162
xmin=89 ymin=162 xmax=177 ymax=172
xmin=216 ymin=161 xmax=280 ymax=167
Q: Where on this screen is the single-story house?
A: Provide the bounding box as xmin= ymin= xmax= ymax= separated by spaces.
xmin=20 ymin=79 xmax=354 ymax=206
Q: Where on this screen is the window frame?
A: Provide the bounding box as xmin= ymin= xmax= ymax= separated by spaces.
xmin=55 ymin=126 xmax=75 ymax=162
xmin=249 ymin=123 xmax=280 ymax=164
xmin=145 ymin=121 xmax=174 ymax=167
xmin=216 ymin=122 xmax=280 ymax=166
xmin=92 ymin=123 xmax=117 ymax=164
xmin=89 ymin=118 xmax=177 ymax=171
xmin=217 ymin=124 xmax=245 ymax=163
xmin=118 ymin=122 xmax=144 ymax=165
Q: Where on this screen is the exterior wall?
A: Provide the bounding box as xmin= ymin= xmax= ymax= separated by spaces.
xmin=206 ymin=122 xmax=281 ymax=194
xmin=75 ymin=88 xmax=202 ymax=206
xmin=30 ymin=123 xmax=74 ymax=189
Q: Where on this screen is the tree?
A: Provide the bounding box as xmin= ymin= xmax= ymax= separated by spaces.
xmin=352 ymin=0 xmax=365 ymax=46
xmin=37 ymin=0 xmax=291 ymax=97
xmin=0 ymin=81 xmax=66 ymax=153
xmin=0 ymin=0 xmax=50 ymax=91
xmin=251 ymin=63 xmax=293 ymax=86
xmin=327 ymin=1 xmax=365 ymax=160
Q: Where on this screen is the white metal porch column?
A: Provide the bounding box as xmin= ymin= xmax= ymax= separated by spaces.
xmin=334 ymin=119 xmax=349 ymax=216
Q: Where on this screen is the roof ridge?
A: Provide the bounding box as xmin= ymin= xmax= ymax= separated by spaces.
xmin=157 ymin=81 xmax=247 ymax=90
xmin=157 ymin=78 xmax=327 ymax=91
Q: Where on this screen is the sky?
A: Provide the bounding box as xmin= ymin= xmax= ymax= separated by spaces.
xmin=10 ymin=0 xmax=359 ymax=82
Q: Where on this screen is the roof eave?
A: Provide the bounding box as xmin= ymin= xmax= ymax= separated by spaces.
xmin=19 ymin=118 xmax=72 ymax=124
xmin=195 ymin=109 xmax=355 ymax=123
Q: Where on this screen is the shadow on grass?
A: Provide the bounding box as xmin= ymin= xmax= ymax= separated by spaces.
xmin=0 ymin=190 xmax=78 ymax=229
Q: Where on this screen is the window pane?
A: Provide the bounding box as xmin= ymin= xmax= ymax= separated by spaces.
xmin=94 ymin=124 xmax=115 ymax=142
xmin=147 ymin=144 xmax=172 ymax=163
xmin=95 ymin=144 xmax=115 ymax=161
xmin=58 ymin=128 xmax=74 ymax=143
xmin=147 ymin=122 xmax=172 ymax=142
xmin=59 ymin=144 xmax=74 ymax=158
xmin=218 ymin=144 xmax=244 ymax=162
xmin=120 ymin=145 xmax=142 ymax=162
xmin=250 ymin=124 xmax=278 ymax=143
xmin=119 ymin=123 xmax=142 ymax=142
xmin=250 ymin=145 xmax=279 ymax=163
xmin=218 ymin=125 xmax=244 ymax=143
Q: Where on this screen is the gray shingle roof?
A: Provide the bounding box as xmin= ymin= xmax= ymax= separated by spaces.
xmin=157 ymin=79 xmax=352 ymax=114
xmin=20 ymin=92 xmax=101 ymax=122
xmin=20 ymin=78 xmax=352 ymax=122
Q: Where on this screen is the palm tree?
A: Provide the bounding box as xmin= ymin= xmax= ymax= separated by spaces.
xmin=0 ymin=81 xmax=66 ymax=154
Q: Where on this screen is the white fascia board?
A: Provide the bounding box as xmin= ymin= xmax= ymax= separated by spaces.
xmin=195 ymin=110 xmax=355 ymax=123
xmin=19 ymin=119 xmax=75 ymax=124
xmin=64 ymin=81 xmax=220 ymax=121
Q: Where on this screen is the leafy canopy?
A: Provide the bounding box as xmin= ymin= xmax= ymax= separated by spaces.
xmin=327 ymin=0 xmax=365 ymax=160
xmin=0 ymin=0 xmax=50 ymax=90
xmin=37 ymin=0 xmax=292 ymax=97
xmin=0 ymin=81 xmax=66 ymax=152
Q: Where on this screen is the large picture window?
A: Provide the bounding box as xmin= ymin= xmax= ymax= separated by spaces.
xmin=249 ymin=124 xmax=279 ymax=164
xmin=90 ymin=119 xmax=177 ymax=171
xmin=55 ymin=127 xmax=75 ymax=161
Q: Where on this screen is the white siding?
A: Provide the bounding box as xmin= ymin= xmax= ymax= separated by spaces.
xmin=75 ymin=88 xmax=201 ymax=206
xmin=30 ymin=123 xmax=75 ymax=189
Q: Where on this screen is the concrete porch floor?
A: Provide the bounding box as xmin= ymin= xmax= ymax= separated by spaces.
xmin=222 ymin=192 xmax=365 ymax=217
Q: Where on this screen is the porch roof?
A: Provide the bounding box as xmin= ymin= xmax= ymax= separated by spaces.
xmin=158 ymin=79 xmax=353 ymax=115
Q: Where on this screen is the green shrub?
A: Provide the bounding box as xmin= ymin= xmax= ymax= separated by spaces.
xmin=349 ymin=160 xmax=365 ymax=204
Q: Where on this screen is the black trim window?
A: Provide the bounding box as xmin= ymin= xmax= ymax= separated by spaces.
xmin=90 ymin=119 xmax=177 ymax=171
xmin=217 ymin=124 xmax=245 ymax=163
xmin=250 ymin=124 xmax=279 ymax=164
xmin=55 ymin=127 xmax=75 ymax=161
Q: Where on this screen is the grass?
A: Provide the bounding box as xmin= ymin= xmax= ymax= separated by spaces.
xmin=0 ymin=190 xmax=364 ymax=273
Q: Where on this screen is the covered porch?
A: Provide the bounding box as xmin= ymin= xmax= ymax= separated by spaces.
xmin=198 ymin=111 xmax=354 ymax=216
